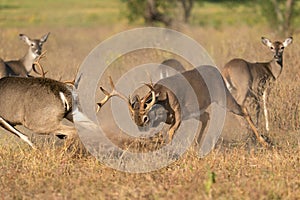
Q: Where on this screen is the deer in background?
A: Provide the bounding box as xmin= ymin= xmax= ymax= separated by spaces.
xmin=159 ymin=58 xmax=186 ymax=79
xmin=0 ymin=32 xmax=50 ymax=78
xmin=98 ymin=65 xmax=271 ymax=147
xmin=222 ymin=37 xmax=293 ymax=133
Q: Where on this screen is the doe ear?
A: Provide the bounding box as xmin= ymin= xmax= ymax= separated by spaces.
xmin=19 ymin=34 xmax=31 ymax=45
xmin=283 ymin=37 xmax=293 ymax=47
xmin=261 ymin=37 xmax=273 ymax=47
xmin=40 ymin=32 xmax=50 ymax=43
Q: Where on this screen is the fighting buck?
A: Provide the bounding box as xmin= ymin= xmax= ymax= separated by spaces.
xmin=0 ymin=76 xmax=78 ymax=148
xmin=0 ymin=32 xmax=50 ymax=78
xmin=222 ymin=37 xmax=293 ymax=132
xmin=98 ymin=65 xmax=271 ymax=147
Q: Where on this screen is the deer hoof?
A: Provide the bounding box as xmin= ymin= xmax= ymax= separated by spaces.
xmin=259 ymin=134 xmax=274 ymax=148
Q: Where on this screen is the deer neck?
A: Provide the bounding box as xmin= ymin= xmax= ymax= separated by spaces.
xmin=20 ymin=49 xmax=37 ymax=73
xmin=267 ymin=58 xmax=283 ymax=80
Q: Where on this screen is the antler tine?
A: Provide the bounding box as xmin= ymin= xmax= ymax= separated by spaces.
xmin=97 ymin=76 xmax=134 ymax=113
xmin=39 ymin=50 xmax=47 ymax=60
xmin=33 ymin=51 xmax=48 ymax=78
xmin=64 ymin=64 xmax=80 ymax=86
xmin=146 ymin=71 xmax=154 ymax=87
xmin=144 ymin=83 xmax=155 ymax=91
xmin=109 ymin=76 xmax=115 ymax=89
xmin=140 ymin=83 xmax=156 ymax=112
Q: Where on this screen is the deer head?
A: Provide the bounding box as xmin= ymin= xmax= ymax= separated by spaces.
xmin=97 ymin=77 xmax=167 ymax=131
xmin=19 ymin=32 xmax=50 ymax=59
xmin=261 ymin=37 xmax=293 ymax=62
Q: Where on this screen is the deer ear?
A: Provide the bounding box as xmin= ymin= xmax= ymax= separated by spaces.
xmin=283 ymin=37 xmax=293 ymax=47
xmin=40 ymin=32 xmax=50 ymax=43
xmin=19 ymin=34 xmax=31 ymax=45
xmin=131 ymin=95 xmax=140 ymax=108
xmin=261 ymin=37 xmax=272 ymax=47
xmin=133 ymin=95 xmax=140 ymax=102
xmin=156 ymin=91 xmax=168 ymax=101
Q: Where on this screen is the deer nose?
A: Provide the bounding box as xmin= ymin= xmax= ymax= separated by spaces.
xmin=35 ymin=49 xmax=41 ymax=56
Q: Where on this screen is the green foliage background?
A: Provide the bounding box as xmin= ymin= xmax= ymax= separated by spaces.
xmin=0 ymin=0 xmax=299 ymax=32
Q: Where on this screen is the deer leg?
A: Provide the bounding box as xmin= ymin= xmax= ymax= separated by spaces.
xmin=167 ymin=120 xmax=181 ymax=142
xmin=241 ymin=107 xmax=270 ymax=147
xmin=167 ymin=105 xmax=181 ymax=142
xmin=0 ymin=117 xmax=35 ymax=148
xmin=196 ymin=112 xmax=210 ymax=145
xmin=262 ymin=91 xmax=270 ymax=132
xmin=56 ymin=124 xmax=86 ymax=153
xmin=255 ymin=99 xmax=261 ymax=128
xmin=55 ymin=125 xmax=77 ymax=146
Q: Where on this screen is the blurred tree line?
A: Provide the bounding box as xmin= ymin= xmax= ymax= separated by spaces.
xmin=121 ymin=0 xmax=297 ymax=36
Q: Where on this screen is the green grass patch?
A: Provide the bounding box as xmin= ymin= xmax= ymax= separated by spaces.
xmin=0 ymin=0 xmax=125 ymax=28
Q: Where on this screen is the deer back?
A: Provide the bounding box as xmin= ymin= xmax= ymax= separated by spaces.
xmin=1 ymin=60 xmax=28 ymax=77
xmin=154 ymin=65 xmax=243 ymax=117
xmin=0 ymin=77 xmax=72 ymax=131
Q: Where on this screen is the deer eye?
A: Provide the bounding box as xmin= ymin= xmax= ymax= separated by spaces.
xmin=270 ymin=46 xmax=274 ymax=50
xmin=30 ymin=43 xmax=35 ymax=47
xmin=280 ymin=46 xmax=284 ymax=50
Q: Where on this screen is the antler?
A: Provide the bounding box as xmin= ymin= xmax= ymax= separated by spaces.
xmin=64 ymin=65 xmax=80 ymax=86
xmin=140 ymin=83 xmax=156 ymax=112
xmin=33 ymin=51 xmax=48 ymax=78
xmin=97 ymin=76 xmax=134 ymax=114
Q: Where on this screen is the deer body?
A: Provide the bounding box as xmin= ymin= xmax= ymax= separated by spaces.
xmin=98 ymin=65 xmax=270 ymax=147
xmin=222 ymin=37 xmax=293 ymax=132
xmin=132 ymin=66 xmax=244 ymax=141
xmin=0 ymin=77 xmax=76 ymax=147
xmin=0 ymin=33 xmax=50 ymax=78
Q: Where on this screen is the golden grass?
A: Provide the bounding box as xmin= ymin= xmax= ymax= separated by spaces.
xmin=0 ymin=25 xmax=299 ymax=199
xmin=1 ymin=132 xmax=299 ymax=199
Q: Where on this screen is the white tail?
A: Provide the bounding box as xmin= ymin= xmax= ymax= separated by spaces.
xmin=0 ymin=32 xmax=50 ymax=78
xmin=222 ymin=36 xmax=293 ymax=132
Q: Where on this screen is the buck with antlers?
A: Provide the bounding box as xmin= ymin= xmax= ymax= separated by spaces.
xmin=222 ymin=37 xmax=293 ymax=132
xmin=0 ymin=32 xmax=50 ymax=78
xmin=98 ymin=65 xmax=271 ymax=147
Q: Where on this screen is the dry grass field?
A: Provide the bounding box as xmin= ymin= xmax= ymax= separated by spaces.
xmin=0 ymin=25 xmax=299 ymax=200
xmin=0 ymin=1 xmax=300 ymax=199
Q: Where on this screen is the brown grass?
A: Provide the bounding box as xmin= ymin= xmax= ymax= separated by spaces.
xmin=0 ymin=25 xmax=299 ymax=199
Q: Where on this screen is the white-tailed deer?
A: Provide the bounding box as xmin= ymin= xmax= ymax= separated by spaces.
xmin=0 ymin=76 xmax=78 ymax=148
xmin=159 ymin=59 xmax=186 ymax=79
xmin=222 ymin=37 xmax=293 ymax=132
xmin=0 ymin=32 xmax=50 ymax=78
xmin=98 ymin=65 xmax=271 ymax=147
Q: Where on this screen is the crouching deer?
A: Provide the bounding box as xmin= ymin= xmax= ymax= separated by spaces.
xmin=98 ymin=65 xmax=271 ymax=147
xmin=0 ymin=76 xmax=78 ymax=148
